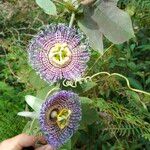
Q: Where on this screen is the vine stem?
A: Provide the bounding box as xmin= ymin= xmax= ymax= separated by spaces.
xmin=91 ymin=72 xmax=150 ymax=96
xmin=63 ymin=71 xmax=150 ymax=105
xmin=29 ymin=117 xmax=36 ymax=134
xmin=62 ymin=71 xmax=149 ymax=110
xmin=45 ymin=87 xmax=60 ymax=99
xmin=69 ymin=12 xmax=75 ymax=28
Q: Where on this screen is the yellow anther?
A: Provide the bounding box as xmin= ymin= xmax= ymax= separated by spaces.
xmin=56 ymin=108 xmax=72 ymax=129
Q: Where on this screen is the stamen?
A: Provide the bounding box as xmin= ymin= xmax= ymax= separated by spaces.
xmin=49 ymin=43 xmax=72 ymax=68
xmin=56 ymin=108 xmax=72 ymax=129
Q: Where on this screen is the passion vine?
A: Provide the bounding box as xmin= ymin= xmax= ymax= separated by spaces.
xmin=17 ymin=0 xmax=150 ymax=149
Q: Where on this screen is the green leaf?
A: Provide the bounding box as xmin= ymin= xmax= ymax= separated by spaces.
xmin=29 ymin=71 xmax=49 ymax=90
xmin=128 ymin=77 xmax=143 ymax=90
xmin=78 ymin=0 xmax=134 ymax=53
xmin=71 ymin=131 xmax=80 ymax=147
xmin=92 ymin=1 xmax=135 ymax=44
xmin=22 ymin=119 xmax=42 ymax=136
xmin=78 ymin=7 xmax=103 ymax=53
xmin=142 ymin=94 xmax=150 ymax=104
xmin=25 ymin=95 xmax=43 ymax=112
xmin=94 ymin=98 xmax=110 ymax=111
xmin=60 ymin=139 xmax=71 ymax=150
xmin=126 ymin=90 xmax=148 ymax=111
xmin=18 ymin=111 xmax=38 ymax=119
xmin=80 ymin=97 xmax=99 ymax=129
xmin=112 ymin=0 xmax=119 ymax=4
xmin=146 ymin=77 xmax=150 ymax=86
xmin=137 ymin=45 xmax=150 ymax=51
xmin=142 ymin=133 xmax=150 ymax=141
xmin=81 ymin=81 xmax=97 ymax=92
xmin=127 ymin=62 xmax=137 ymax=71
xmin=36 ymin=0 xmax=57 ymax=15
xmin=80 ymin=97 xmax=93 ymax=104
xmin=36 ymin=86 xmax=53 ymax=100
xmin=36 ymin=84 xmax=60 ymax=99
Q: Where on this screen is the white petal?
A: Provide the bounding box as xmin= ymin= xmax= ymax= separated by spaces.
xmin=25 ymin=95 xmax=43 ymax=112
xmin=17 ymin=111 xmax=38 ymax=119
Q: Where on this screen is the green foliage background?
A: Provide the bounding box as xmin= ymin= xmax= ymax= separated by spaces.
xmin=0 ymin=0 xmax=150 ymax=149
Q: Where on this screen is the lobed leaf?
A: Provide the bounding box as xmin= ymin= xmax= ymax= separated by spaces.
xmin=79 ymin=0 xmax=134 ymax=54
xmin=93 ymin=1 xmax=135 ymax=44
xmin=78 ymin=7 xmax=104 ymax=54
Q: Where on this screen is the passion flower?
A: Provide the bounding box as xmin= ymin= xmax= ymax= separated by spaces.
xmin=18 ymin=91 xmax=81 ymax=149
xmin=39 ymin=91 xmax=81 ymax=149
xmin=28 ymin=24 xmax=89 ymax=83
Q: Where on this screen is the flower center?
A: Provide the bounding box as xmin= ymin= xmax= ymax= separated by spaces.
xmin=49 ymin=43 xmax=72 ymax=68
xmin=48 ymin=108 xmax=72 ymax=129
xmin=56 ymin=108 xmax=72 ymax=129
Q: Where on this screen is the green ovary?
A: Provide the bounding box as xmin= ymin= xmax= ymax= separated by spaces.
xmin=49 ymin=43 xmax=72 ymax=68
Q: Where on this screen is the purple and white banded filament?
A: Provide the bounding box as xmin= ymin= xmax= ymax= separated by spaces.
xmin=39 ymin=90 xmax=82 ymax=149
xmin=28 ymin=24 xmax=89 ymax=83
